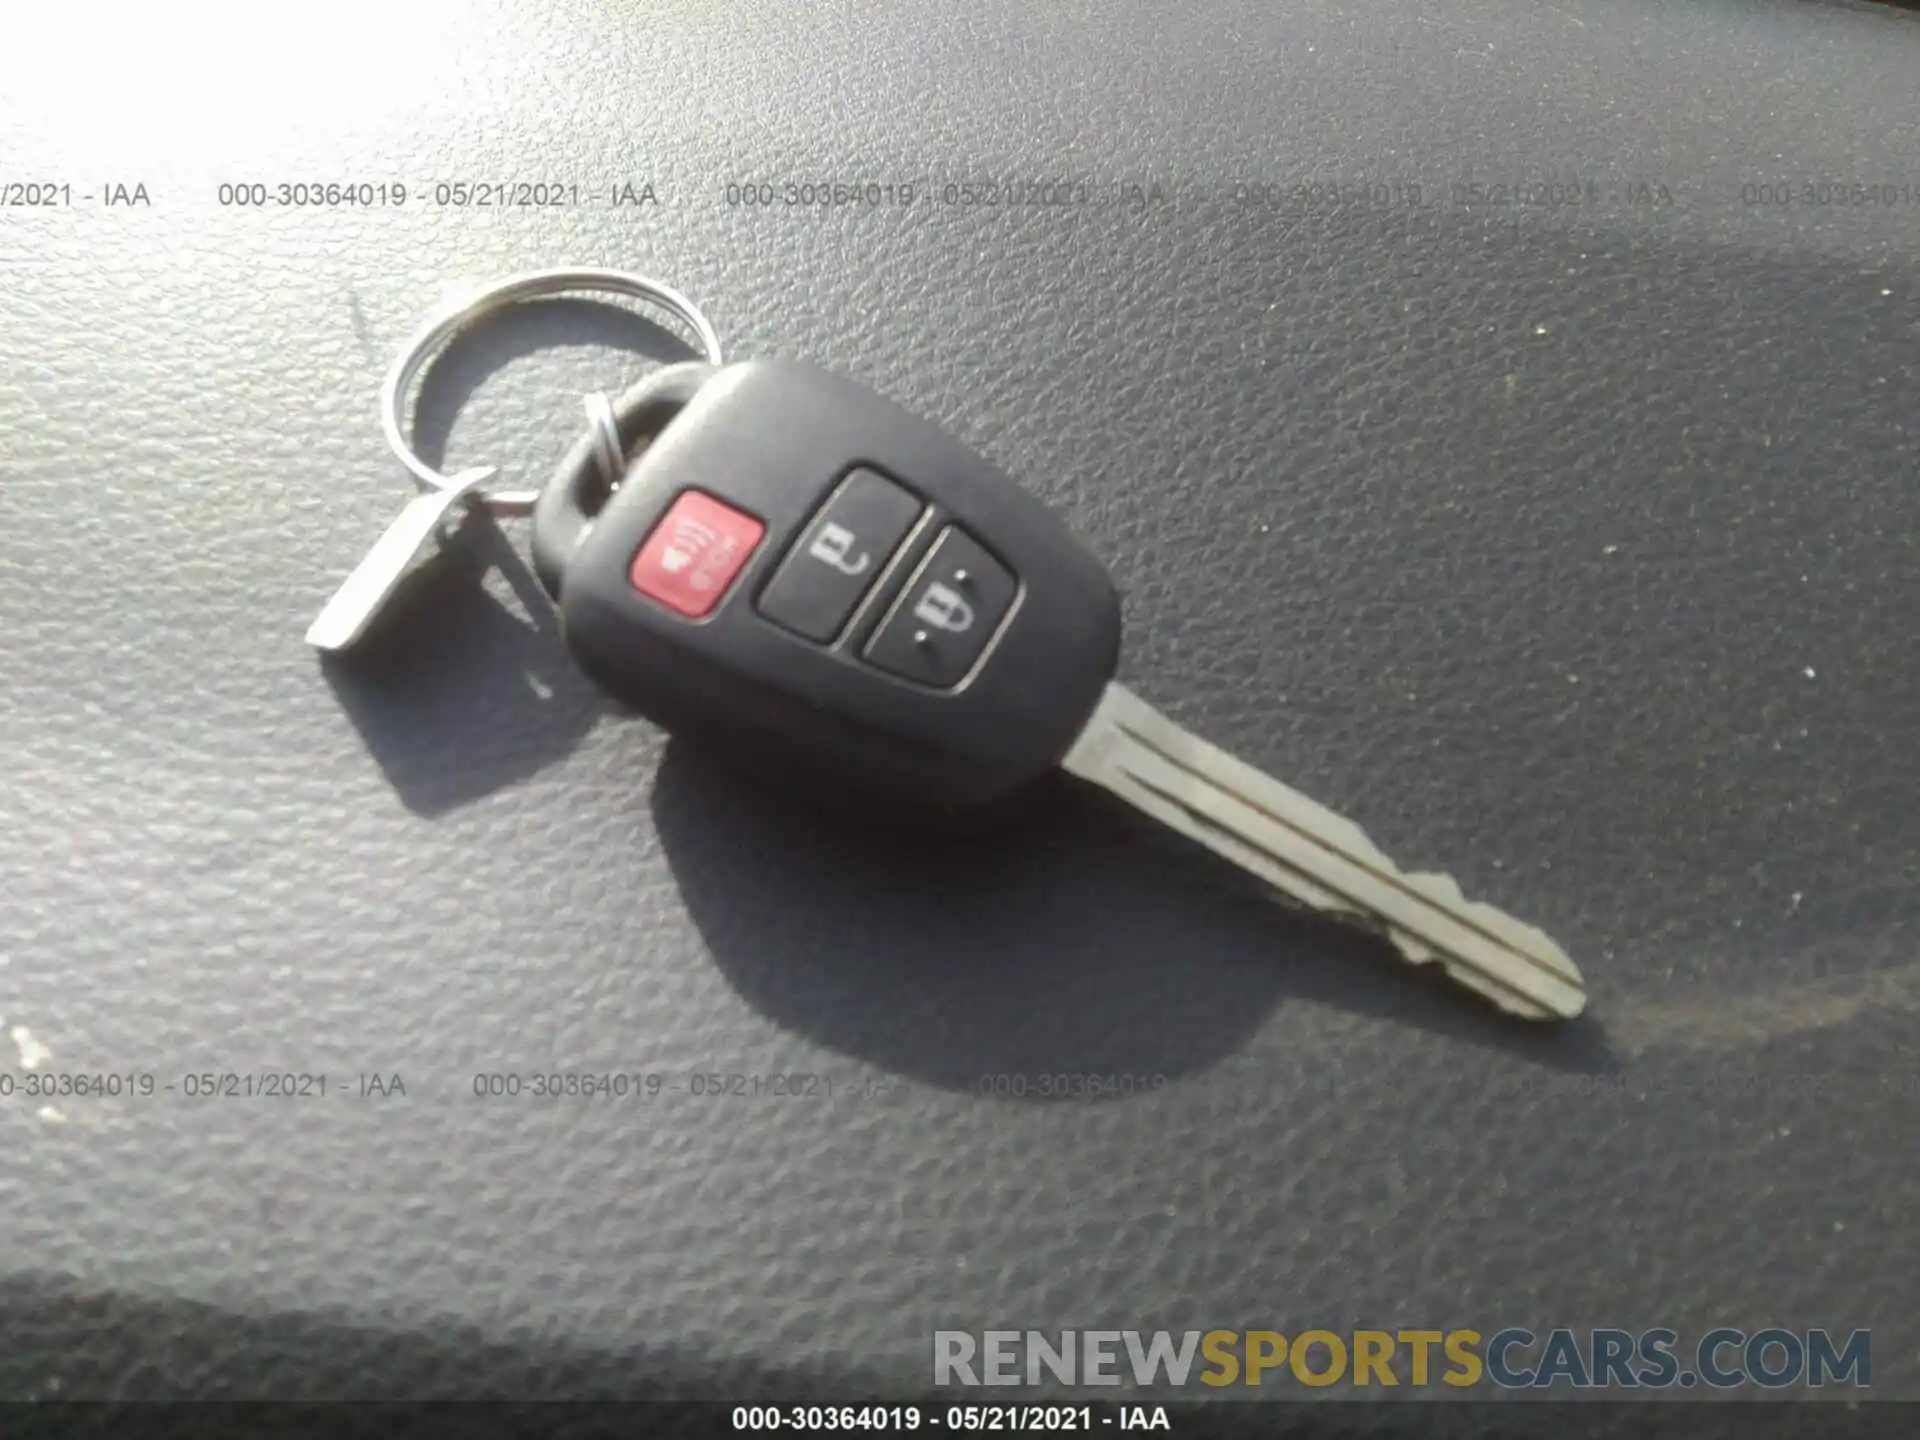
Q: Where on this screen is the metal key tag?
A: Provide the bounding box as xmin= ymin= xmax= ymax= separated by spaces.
xmin=307 ymin=268 xmax=726 ymax=653
xmin=305 ymin=467 xmax=496 ymax=652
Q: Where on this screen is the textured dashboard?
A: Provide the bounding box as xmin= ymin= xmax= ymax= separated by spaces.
xmin=0 ymin=0 xmax=1915 ymax=1417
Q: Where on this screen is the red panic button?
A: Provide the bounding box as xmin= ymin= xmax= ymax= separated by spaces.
xmin=628 ymin=491 xmax=766 ymax=618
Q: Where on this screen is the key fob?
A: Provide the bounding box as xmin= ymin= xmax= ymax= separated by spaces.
xmin=531 ymin=358 xmax=1121 ymax=811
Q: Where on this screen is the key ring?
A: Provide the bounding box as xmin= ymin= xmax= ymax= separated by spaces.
xmin=379 ymin=267 xmax=725 ymax=516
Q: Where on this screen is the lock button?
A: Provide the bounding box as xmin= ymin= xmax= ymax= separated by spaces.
xmin=864 ymin=524 xmax=1019 ymax=689
xmin=757 ymin=467 xmax=923 ymax=642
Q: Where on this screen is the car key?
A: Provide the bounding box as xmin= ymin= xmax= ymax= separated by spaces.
xmin=532 ymin=358 xmax=1587 ymax=1020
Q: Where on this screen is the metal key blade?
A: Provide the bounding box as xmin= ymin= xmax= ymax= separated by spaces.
xmin=1061 ymin=684 xmax=1587 ymax=1020
xmin=306 ymin=467 xmax=496 ymax=653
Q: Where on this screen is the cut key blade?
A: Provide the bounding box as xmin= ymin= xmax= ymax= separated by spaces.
xmin=1061 ymin=683 xmax=1587 ymax=1020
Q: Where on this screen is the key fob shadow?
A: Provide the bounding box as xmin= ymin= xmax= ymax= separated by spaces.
xmin=321 ymin=510 xmax=603 ymax=815
xmin=646 ymin=729 xmax=1040 ymax=839
xmin=648 ymin=736 xmax=1277 ymax=1091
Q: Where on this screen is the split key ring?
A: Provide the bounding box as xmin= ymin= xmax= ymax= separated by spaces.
xmin=379 ymin=267 xmax=726 ymax=516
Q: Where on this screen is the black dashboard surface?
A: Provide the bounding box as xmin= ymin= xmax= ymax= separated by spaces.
xmin=0 ymin=0 xmax=1915 ymax=1422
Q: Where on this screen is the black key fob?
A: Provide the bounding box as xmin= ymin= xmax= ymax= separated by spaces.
xmin=530 ymin=359 xmax=1121 ymax=811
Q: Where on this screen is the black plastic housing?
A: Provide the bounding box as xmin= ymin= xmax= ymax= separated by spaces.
xmin=537 ymin=359 xmax=1122 ymax=812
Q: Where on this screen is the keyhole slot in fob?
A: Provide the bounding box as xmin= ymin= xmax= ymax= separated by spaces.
xmin=530 ymin=361 xmax=721 ymax=601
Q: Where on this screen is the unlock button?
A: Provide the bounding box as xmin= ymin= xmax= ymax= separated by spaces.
xmin=865 ymin=525 xmax=1018 ymax=689
xmin=758 ymin=468 xmax=922 ymax=642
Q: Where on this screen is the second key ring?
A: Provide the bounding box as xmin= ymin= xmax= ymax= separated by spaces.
xmin=379 ymin=267 xmax=726 ymax=516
